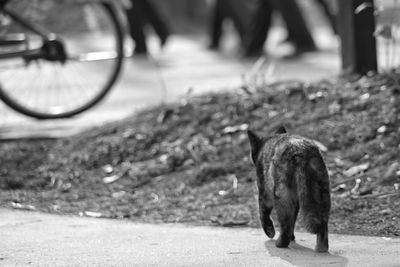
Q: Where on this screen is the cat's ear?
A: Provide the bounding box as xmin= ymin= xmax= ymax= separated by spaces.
xmin=275 ymin=125 xmax=287 ymax=134
xmin=247 ymin=130 xmax=262 ymax=164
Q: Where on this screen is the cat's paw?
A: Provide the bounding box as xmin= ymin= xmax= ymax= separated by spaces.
xmin=290 ymin=234 xmax=295 ymax=241
xmin=316 ymin=233 xmax=329 ymax=252
xmin=315 ymin=244 xmax=329 ymax=253
xmin=265 ymin=226 xmax=275 ymax=238
xmin=275 ymin=236 xmax=290 ymax=248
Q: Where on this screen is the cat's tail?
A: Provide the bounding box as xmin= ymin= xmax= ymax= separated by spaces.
xmin=295 ymin=153 xmax=331 ymax=234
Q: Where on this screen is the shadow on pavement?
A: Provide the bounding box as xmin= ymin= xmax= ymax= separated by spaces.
xmin=265 ymin=239 xmax=348 ymax=267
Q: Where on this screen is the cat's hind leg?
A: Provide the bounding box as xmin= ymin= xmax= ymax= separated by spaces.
xmin=315 ymin=219 xmax=329 ymax=252
xmin=275 ymin=194 xmax=297 ymax=248
xmin=290 ymin=202 xmax=299 ymax=241
xmin=258 ymin=193 xmax=275 ymax=238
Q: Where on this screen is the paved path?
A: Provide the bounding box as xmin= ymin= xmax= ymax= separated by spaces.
xmin=0 ymin=32 xmax=340 ymax=140
xmin=0 ymin=209 xmax=399 ymax=267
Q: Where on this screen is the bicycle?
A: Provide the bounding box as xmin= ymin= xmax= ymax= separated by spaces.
xmin=0 ymin=0 xmax=126 ymax=119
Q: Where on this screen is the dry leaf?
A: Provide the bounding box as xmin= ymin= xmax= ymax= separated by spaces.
xmin=103 ymin=174 xmax=122 ymax=184
xmin=102 ymin=164 xmax=114 ymax=174
xmin=377 ymin=126 xmax=387 ymax=134
xmin=344 ymin=163 xmax=369 ymax=177
xmin=84 ymin=211 xmax=102 ymax=218
xmin=11 ymin=202 xmax=36 ymax=211
xmin=222 ymin=124 xmax=249 ymax=134
xmin=112 ymin=191 xmax=126 ymax=198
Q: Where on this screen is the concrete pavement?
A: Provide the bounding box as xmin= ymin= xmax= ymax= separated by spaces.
xmin=1 ymin=208 xmax=399 ymax=267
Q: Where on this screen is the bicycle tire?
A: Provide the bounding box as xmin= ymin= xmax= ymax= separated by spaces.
xmin=0 ymin=1 xmax=124 ymax=119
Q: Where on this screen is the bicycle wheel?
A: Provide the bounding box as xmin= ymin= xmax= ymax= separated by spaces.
xmin=0 ymin=0 xmax=124 ymax=119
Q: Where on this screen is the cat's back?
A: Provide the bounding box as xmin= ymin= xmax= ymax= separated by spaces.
xmin=266 ymin=134 xmax=320 ymax=162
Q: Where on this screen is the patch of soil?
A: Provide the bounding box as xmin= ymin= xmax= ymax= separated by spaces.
xmin=1 ymin=71 xmax=400 ymax=237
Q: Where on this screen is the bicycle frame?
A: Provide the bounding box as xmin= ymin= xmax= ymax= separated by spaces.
xmin=0 ymin=0 xmax=127 ymax=61
xmin=0 ymin=1 xmax=59 ymax=61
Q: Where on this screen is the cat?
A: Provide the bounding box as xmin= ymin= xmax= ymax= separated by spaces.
xmin=247 ymin=126 xmax=331 ymax=252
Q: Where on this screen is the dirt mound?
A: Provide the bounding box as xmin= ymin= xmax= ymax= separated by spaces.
xmin=1 ymin=71 xmax=399 ymax=236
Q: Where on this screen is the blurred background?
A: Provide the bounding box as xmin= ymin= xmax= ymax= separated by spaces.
xmin=0 ymin=0 xmax=399 ymax=139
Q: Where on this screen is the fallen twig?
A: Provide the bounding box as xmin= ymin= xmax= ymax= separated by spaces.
xmin=353 ymin=191 xmax=399 ymax=200
xmin=211 ymin=219 xmax=249 ymax=227
xmin=331 ymin=174 xmax=365 ymax=189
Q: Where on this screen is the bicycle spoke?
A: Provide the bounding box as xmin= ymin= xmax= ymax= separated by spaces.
xmin=69 ymin=62 xmax=97 ymax=102
xmin=60 ymin=64 xmax=84 ymax=111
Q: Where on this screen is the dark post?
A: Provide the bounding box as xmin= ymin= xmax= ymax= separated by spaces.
xmin=338 ymin=0 xmax=377 ymax=74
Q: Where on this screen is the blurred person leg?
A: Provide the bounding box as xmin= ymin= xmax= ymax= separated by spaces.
xmin=244 ymin=0 xmax=273 ymax=57
xmin=208 ymin=0 xmax=226 ymax=49
xmin=272 ymin=0 xmax=316 ymax=54
xmin=314 ymin=0 xmax=337 ymax=34
xmin=224 ymin=0 xmax=251 ymax=47
xmin=208 ymin=0 xmax=251 ymax=51
xmin=126 ymin=0 xmax=148 ymax=54
xmin=139 ymin=0 xmax=170 ymax=47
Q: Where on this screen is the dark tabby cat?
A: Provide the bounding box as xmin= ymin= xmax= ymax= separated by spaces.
xmin=247 ymin=126 xmax=331 ymax=252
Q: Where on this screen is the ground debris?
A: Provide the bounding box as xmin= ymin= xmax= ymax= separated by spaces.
xmin=11 ymin=202 xmax=36 ymax=211
xmin=382 ymin=162 xmax=400 ymax=183
xmin=343 ymin=163 xmax=370 ymax=177
xmin=81 ymin=211 xmax=102 ymax=218
xmin=222 ymin=124 xmax=249 ymax=135
xmin=103 ymin=174 xmax=122 ymax=184
xmin=102 ymin=164 xmax=114 ymax=175
xmin=211 ymin=219 xmax=250 ymax=227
